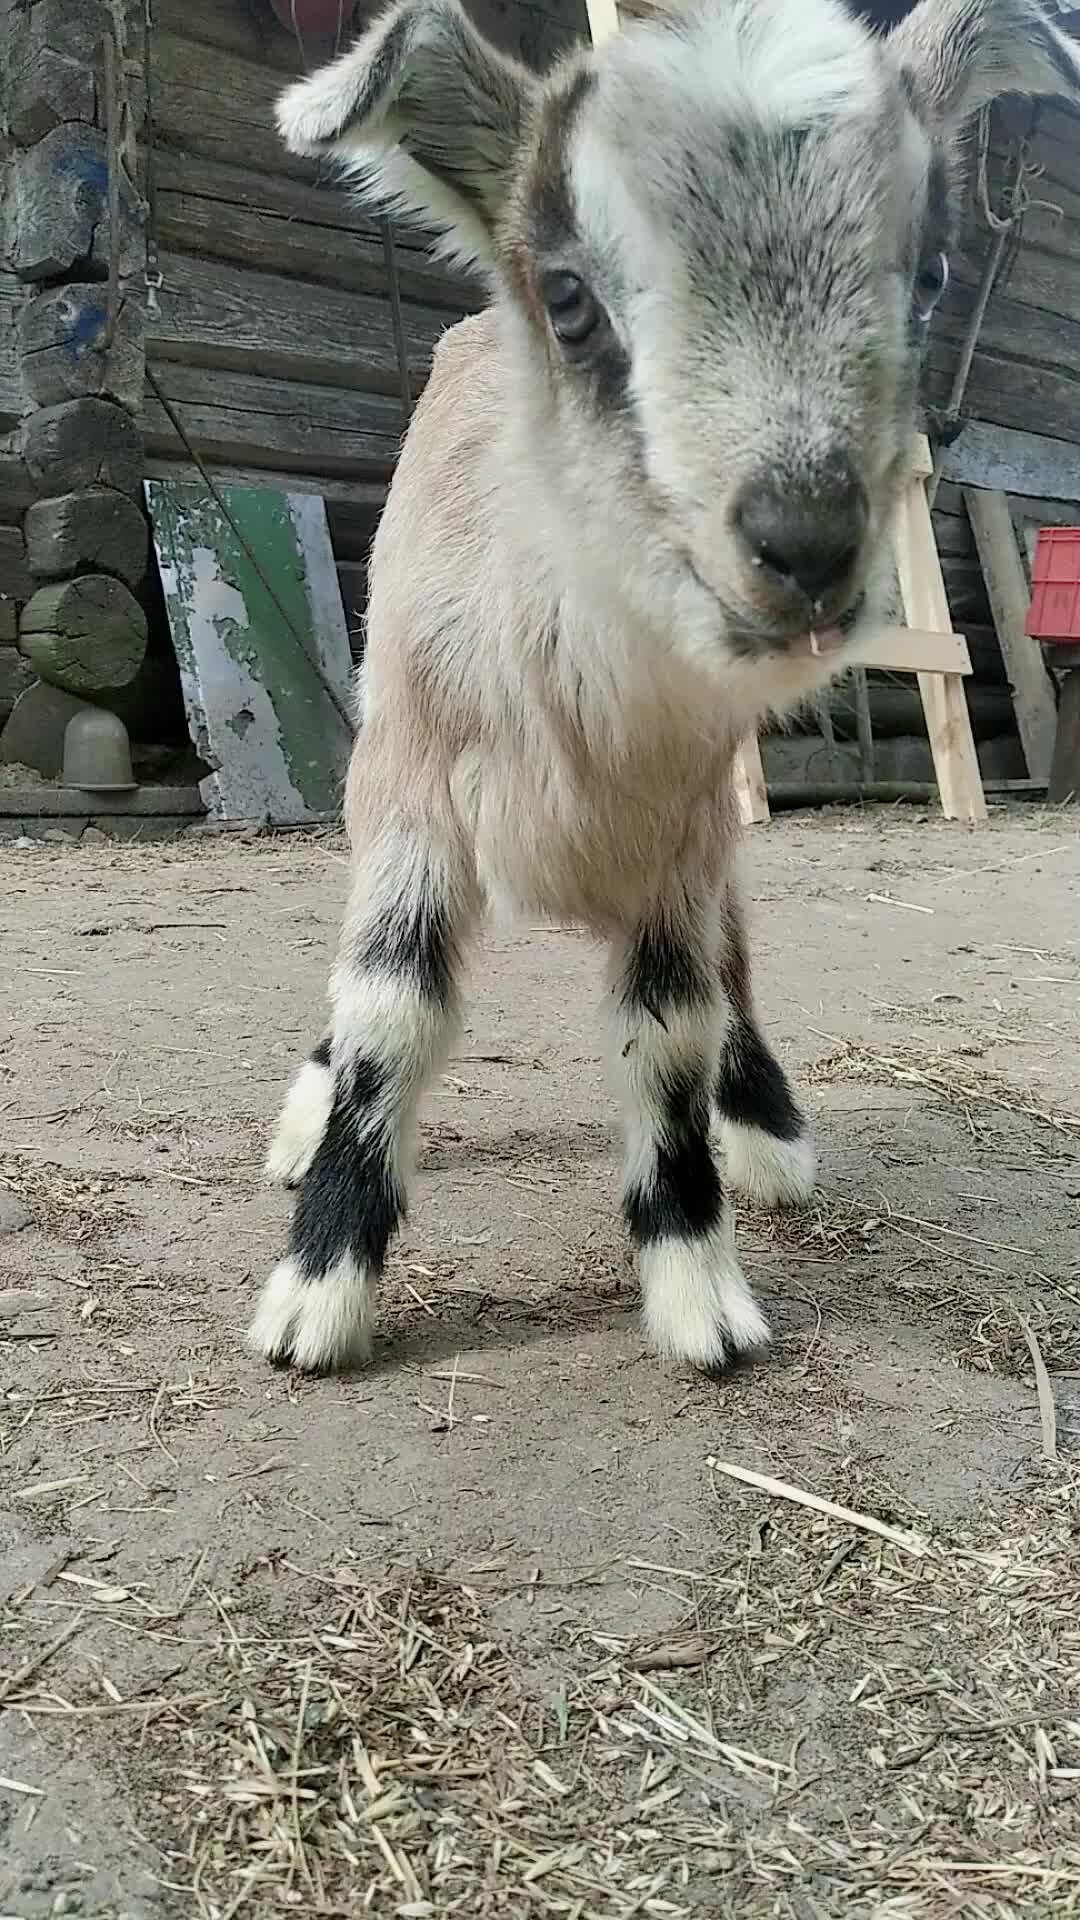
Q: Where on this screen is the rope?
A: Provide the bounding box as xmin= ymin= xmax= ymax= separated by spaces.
xmin=927 ymin=103 xmax=1059 ymax=505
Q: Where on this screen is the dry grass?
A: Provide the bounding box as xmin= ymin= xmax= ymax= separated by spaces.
xmin=5 ymin=1467 xmax=1073 ymax=1918
xmin=0 ymin=1155 xmax=127 ymax=1242
xmin=809 ymin=1038 xmax=1080 ymax=1141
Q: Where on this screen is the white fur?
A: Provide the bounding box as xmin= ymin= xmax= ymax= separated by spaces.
xmin=247 ymin=1253 xmax=375 ymax=1370
xmin=265 ymin=1056 xmax=334 ymax=1187
xmin=640 ymin=1227 xmax=770 ymax=1368
xmin=723 ymin=1121 xmax=817 ymax=1208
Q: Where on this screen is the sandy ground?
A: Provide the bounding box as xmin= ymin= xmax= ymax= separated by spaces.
xmin=1 ymin=807 xmax=1079 ymax=1919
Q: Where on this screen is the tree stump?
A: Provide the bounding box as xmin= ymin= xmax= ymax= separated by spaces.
xmin=19 ymin=574 xmax=148 ymax=694
xmin=26 ymin=489 xmax=148 ymax=587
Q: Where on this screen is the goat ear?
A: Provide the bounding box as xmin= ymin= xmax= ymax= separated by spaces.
xmin=887 ymin=0 xmax=1080 ymax=125
xmin=274 ymin=0 xmax=537 ymax=268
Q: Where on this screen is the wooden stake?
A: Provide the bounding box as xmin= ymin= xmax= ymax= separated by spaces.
xmin=964 ymin=488 xmax=1057 ymax=783
xmin=893 ymin=448 xmax=987 ymax=824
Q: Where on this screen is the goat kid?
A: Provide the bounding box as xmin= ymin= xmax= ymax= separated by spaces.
xmin=250 ymin=0 xmax=1080 ymax=1374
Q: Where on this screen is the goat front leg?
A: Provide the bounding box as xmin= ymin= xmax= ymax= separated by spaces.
xmin=716 ymin=884 xmax=815 ymax=1208
xmin=249 ymin=828 xmax=472 ymax=1372
xmin=610 ymin=911 xmax=768 ymax=1371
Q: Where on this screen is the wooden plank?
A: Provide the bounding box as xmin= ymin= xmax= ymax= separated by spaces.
xmin=150 ymin=31 xmax=310 ymax=179
xmin=584 ymin=0 xmax=621 ymax=40
xmin=939 ymin=421 xmax=1080 ymax=505
xmin=143 ymin=361 xmax=408 ymax=482
xmin=0 ymin=273 xmax=24 ymax=431
xmin=1047 ymin=659 xmax=1080 ymax=806
xmin=847 ymin=623 xmax=971 ymax=676
xmin=963 ymin=489 xmax=1058 ymax=782
xmin=893 ymin=477 xmax=988 ymax=823
xmin=148 ymin=250 xmax=448 ymax=395
xmin=153 ymin=153 xmax=477 ymax=314
xmin=144 ymin=453 xmax=388 ymax=517
xmin=732 ymin=735 xmax=770 ymax=826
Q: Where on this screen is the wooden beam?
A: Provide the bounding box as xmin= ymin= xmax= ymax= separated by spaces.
xmin=732 ymin=735 xmax=770 ymax=825
xmin=847 ymin=623 xmax=971 ymax=675
xmin=963 ymin=487 xmax=1058 ymax=783
xmin=940 ymin=421 xmax=1080 ymax=506
xmin=893 ymin=474 xmax=988 ymax=823
xmin=1046 ymin=644 xmax=1080 ymax=807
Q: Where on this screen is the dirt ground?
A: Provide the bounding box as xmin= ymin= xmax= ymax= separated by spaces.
xmin=2 ymin=806 xmax=1080 ymax=1920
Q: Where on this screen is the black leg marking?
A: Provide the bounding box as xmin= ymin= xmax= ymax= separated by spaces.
xmin=290 ymin=1056 xmax=402 ymax=1281
xmin=623 ymin=1061 xmax=724 ymax=1246
xmin=718 ymin=1014 xmax=803 ymax=1141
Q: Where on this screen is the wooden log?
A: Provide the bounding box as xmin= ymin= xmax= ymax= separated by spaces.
xmin=0 ymin=644 xmax=36 ymax=724
xmin=0 ymin=431 xmax=34 ymax=520
xmin=153 ymin=152 xmax=479 ymax=314
xmin=142 ymin=361 xmax=409 ymax=483
xmin=0 ymin=274 xmax=23 ymax=431
xmin=25 ymin=489 xmax=149 ymax=588
xmin=7 ymin=44 xmax=95 ymax=145
xmin=148 ymin=251 xmax=445 ymax=396
xmin=963 ymin=488 xmax=1058 ymax=783
xmin=21 ymin=398 xmax=144 ymax=498
xmin=940 ymin=422 xmax=1080 ymax=506
xmin=0 ymin=525 xmax=32 ymax=602
xmin=19 ymin=282 xmax=144 ymax=412
xmin=19 ymin=575 xmax=148 ymax=694
xmin=12 ymin=126 xmax=141 ymax=283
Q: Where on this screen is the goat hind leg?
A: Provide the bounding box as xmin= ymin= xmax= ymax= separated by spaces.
xmin=717 ymin=886 xmax=815 ymax=1208
xmin=250 ymin=833 xmax=469 ymax=1372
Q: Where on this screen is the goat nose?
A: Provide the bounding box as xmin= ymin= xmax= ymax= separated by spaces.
xmin=733 ymin=471 xmax=868 ymax=603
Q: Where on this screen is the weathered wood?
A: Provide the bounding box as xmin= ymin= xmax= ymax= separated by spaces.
xmin=0 ymin=526 xmax=32 ymax=602
xmin=142 ymin=362 xmax=408 ymax=482
xmin=19 ymin=575 xmax=148 ymax=694
xmin=0 ymin=274 xmax=23 ymax=432
xmin=0 ymin=601 xmax=17 ymax=645
xmin=12 ymin=126 xmax=140 ymax=283
xmin=940 ymin=423 xmax=1080 ymax=506
xmin=153 ymin=153 xmax=479 ymax=314
xmin=0 ymin=432 xmax=34 ymax=522
xmin=7 ymin=44 xmax=95 ymax=145
xmin=144 ymin=452 xmax=388 ymax=517
xmin=150 ymin=32 xmax=312 ymax=180
xmin=1046 ymin=649 xmax=1080 ymax=806
xmin=848 ymin=623 xmax=971 ymax=676
xmin=157 ymin=0 xmax=585 ymax=70
xmin=0 ymin=645 xmax=36 ymax=723
xmin=21 ymin=398 xmax=145 ymax=498
xmin=963 ymin=489 xmax=1058 ymax=783
xmin=148 ymin=251 xmax=446 ymax=395
xmin=19 ymin=283 xmax=144 ymax=412
xmin=893 ymin=464 xmax=988 ymax=824
xmin=25 ymin=489 xmax=149 ymax=588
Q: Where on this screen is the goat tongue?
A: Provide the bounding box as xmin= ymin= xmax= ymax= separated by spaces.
xmin=807 ymin=627 xmax=845 ymax=658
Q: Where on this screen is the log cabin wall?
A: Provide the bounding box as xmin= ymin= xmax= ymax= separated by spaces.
xmin=140 ymin=0 xmax=587 ymax=640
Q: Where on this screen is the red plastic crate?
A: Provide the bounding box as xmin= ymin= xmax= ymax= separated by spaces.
xmin=1027 ymin=527 xmax=1080 ymax=644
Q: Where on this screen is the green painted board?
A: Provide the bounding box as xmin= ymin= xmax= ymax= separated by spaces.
xmin=145 ymin=479 xmax=355 ymax=823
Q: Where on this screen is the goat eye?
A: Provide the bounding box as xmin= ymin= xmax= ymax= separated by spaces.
xmin=914 ymin=249 xmax=949 ymax=319
xmin=540 ymin=271 xmax=601 ymax=346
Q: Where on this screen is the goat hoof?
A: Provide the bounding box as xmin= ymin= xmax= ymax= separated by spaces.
xmin=247 ymin=1254 xmax=374 ymax=1373
xmin=640 ymin=1232 xmax=770 ymax=1371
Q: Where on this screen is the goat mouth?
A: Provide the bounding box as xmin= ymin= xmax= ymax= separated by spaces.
xmin=738 ymin=592 xmax=866 ymax=661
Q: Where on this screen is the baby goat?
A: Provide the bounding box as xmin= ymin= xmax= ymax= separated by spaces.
xmin=250 ymin=0 xmax=1080 ymax=1373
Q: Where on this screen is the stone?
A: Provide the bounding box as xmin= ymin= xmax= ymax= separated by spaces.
xmin=0 ymin=679 xmax=88 ymax=778
xmin=0 ymin=645 xmax=36 ymax=726
xmin=0 ymin=1193 xmax=32 ymax=1237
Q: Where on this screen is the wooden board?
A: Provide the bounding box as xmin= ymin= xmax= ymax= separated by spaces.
xmin=963 ymin=488 xmax=1058 ymax=782
xmin=148 ymin=250 xmax=447 ymax=395
xmin=143 ymin=361 xmax=408 ymax=483
xmin=893 ymin=454 xmax=987 ymax=823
